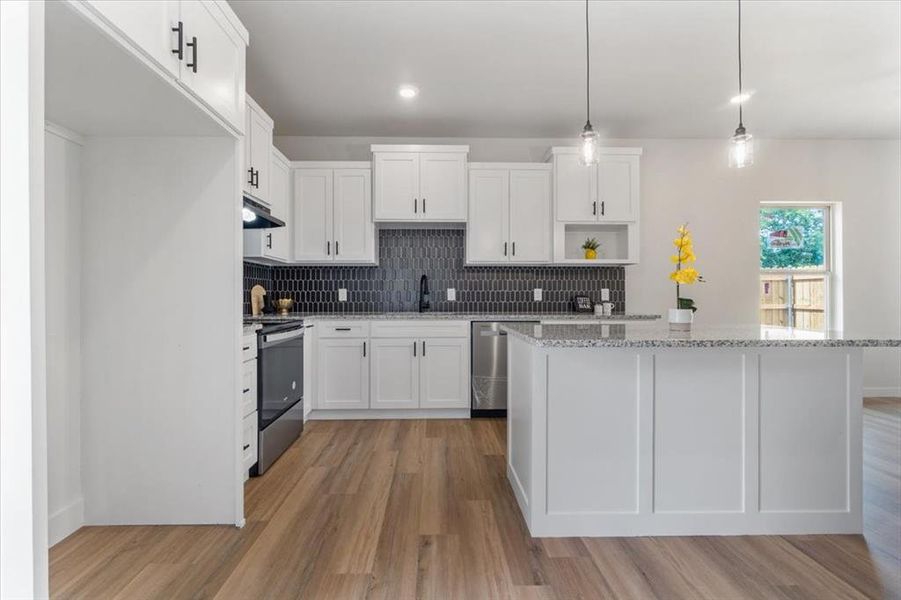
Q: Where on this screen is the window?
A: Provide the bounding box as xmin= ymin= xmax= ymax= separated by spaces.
xmin=759 ymin=205 xmax=831 ymax=332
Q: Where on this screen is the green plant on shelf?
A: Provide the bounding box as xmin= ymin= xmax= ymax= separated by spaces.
xmin=581 ymin=237 xmax=600 ymax=260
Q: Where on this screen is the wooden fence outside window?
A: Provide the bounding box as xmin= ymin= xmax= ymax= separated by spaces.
xmin=760 ymin=274 xmax=826 ymax=331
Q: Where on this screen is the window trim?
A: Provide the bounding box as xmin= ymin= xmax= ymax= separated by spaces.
xmin=759 ymin=202 xmax=832 ymax=274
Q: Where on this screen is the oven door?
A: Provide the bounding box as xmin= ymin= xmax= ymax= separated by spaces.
xmin=258 ymin=326 xmax=304 ymax=430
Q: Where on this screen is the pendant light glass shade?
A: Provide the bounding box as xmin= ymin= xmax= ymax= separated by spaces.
xmin=729 ymin=126 xmax=754 ymax=168
xmin=580 ymin=122 xmax=599 ymax=166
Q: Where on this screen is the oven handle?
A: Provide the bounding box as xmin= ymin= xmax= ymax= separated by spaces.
xmin=261 ymin=328 xmax=304 ymax=347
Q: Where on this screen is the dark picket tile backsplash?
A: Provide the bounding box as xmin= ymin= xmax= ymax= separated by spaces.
xmin=243 ymin=229 xmax=625 ymax=314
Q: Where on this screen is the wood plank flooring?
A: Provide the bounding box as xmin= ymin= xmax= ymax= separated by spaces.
xmin=50 ymin=399 xmax=901 ymax=599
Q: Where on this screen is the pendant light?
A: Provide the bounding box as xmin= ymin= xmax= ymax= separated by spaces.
xmin=579 ymin=0 xmax=599 ymax=166
xmin=729 ymin=0 xmax=754 ymax=168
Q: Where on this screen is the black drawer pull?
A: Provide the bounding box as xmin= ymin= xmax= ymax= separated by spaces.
xmin=242 ymin=346 xmax=250 ymax=351
xmin=243 ymin=388 xmax=250 ymax=393
xmin=335 ymin=327 xmax=351 ymax=331
xmin=243 ymin=444 xmax=250 ymax=451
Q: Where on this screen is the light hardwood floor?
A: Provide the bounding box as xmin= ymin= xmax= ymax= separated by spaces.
xmin=50 ymin=399 xmax=901 ymax=599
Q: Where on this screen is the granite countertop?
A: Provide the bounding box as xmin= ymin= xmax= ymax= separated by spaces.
xmin=243 ymin=311 xmax=661 ymax=324
xmin=499 ymin=322 xmax=901 ymax=348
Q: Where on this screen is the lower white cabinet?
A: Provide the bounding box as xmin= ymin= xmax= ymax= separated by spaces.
xmin=317 ymin=337 xmax=369 ymax=409
xmin=419 ymin=337 xmax=469 ymax=408
xmin=370 ymin=338 xmax=420 ymax=409
xmin=242 ymin=411 xmax=258 ymax=476
xmin=241 ymin=358 xmax=257 ymax=418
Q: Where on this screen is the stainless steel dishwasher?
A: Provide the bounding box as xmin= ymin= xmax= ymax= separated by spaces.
xmin=471 ymin=321 xmax=538 ymax=417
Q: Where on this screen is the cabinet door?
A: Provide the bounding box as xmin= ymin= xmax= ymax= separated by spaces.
xmin=318 ymin=338 xmax=369 ymax=409
xmin=293 ymin=169 xmax=333 ymax=261
xmin=373 ymin=152 xmax=419 ymax=221
xmin=333 ymin=169 xmax=373 ymax=262
xmin=509 ymin=169 xmax=551 ymax=263
xmin=420 ymin=338 xmax=469 ymax=409
xmin=597 ymin=155 xmax=638 ymax=221
xmin=178 ymin=0 xmax=245 ymax=133
xmin=247 ymin=106 xmax=273 ymax=204
xmin=420 ymin=153 xmax=467 ymax=221
xmin=264 ymin=153 xmax=290 ymax=261
xmin=370 ymin=338 xmax=419 ymax=409
xmin=555 ymin=153 xmax=597 ymax=222
xmin=85 ymin=0 xmax=180 ymax=77
xmin=467 ymin=169 xmax=509 ymax=263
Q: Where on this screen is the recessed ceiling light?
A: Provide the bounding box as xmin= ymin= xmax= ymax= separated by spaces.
xmin=398 ymin=84 xmax=419 ymax=99
xmin=730 ymin=92 xmax=752 ymax=104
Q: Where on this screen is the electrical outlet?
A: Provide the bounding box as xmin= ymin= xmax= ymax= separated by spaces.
xmin=533 ymin=288 xmax=543 ymax=302
xmin=447 ymin=288 xmax=456 ymax=301
xmin=600 ymin=288 xmax=610 ymax=301
xmin=338 ymin=288 xmax=347 ymax=302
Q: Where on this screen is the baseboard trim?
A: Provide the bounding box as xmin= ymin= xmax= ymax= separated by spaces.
xmin=49 ymin=496 xmax=84 ymax=546
xmin=864 ymin=386 xmax=901 ymax=398
xmin=309 ymin=408 xmax=470 ymax=420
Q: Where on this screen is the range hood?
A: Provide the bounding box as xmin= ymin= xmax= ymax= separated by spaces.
xmin=242 ymin=196 xmax=285 ymax=229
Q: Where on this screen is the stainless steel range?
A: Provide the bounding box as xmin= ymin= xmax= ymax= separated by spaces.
xmin=252 ymin=322 xmax=306 ymax=475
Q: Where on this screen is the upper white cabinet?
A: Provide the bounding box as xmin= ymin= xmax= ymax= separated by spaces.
xmin=372 ymin=145 xmax=468 ymax=222
xmin=82 ymin=0 xmax=247 ymax=134
xmin=293 ymin=162 xmax=375 ymax=264
xmin=547 ymin=147 xmax=641 ymax=223
xmin=244 ymin=148 xmax=290 ymax=263
xmin=244 ymin=95 xmax=273 ymax=205
xmin=467 ymin=164 xmax=551 ymax=265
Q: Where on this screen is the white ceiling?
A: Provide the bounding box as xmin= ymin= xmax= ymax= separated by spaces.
xmin=229 ymin=0 xmax=901 ymax=139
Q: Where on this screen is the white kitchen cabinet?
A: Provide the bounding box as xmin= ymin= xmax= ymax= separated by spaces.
xmin=372 ymin=145 xmax=468 ymax=222
xmin=292 ymin=162 xmax=375 ymax=264
xmin=369 ymin=338 xmax=420 ymax=409
xmin=317 ymin=338 xmax=369 ymax=410
xmin=241 ymin=358 xmax=257 ymax=418
xmin=242 ymin=411 xmax=258 ymax=476
xmin=302 ymin=323 xmax=314 ymax=419
xmin=419 ymin=338 xmax=469 ymax=409
xmin=547 ymin=147 xmax=641 ymax=223
xmin=82 ymin=0 xmax=247 ymax=134
xmin=467 ymin=164 xmax=551 ymax=265
xmin=244 ymin=148 xmax=290 ymax=263
xmin=243 ymin=95 xmax=273 ymax=205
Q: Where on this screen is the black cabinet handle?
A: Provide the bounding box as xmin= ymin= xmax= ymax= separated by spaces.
xmin=327 ymin=241 xmax=330 ymax=255
xmin=423 ymin=198 xmax=426 ymax=213
xmin=601 ymin=201 xmax=605 ymax=216
xmin=242 ymin=346 xmax=250 ymax=351
xmin=171 ymin=21 xmax=183 ymax=60
xmin=252 ymin=169 xmax=259 ymax=189
xmin=414 ymin=198 xmax=417 ymax=213
xmin=413 ymin=341 xmax=417 ymax=357
xmin=186 ymin=36 xmax=197 ymax=73
xmin=335 ymin=327 xmax=351 ymax=331
xmin=592 ymin=201 xmax=597 ymax=215
xmin=266 ymin=233 xmax=272 ymax=249
xmin=504 ymin=241 xmax=507 ymax=256
xmin=243 ymin=388 xmax=250 ymax=393
xmin=512 ymin=242 xmax=516 ymax=256
xmin=422 ymin=340 xmax=426 ymax=356
xmin=247 ymin=168 xmax=254 ymax=186
xmin=243 ymin=444 xmax=250 ymax=451
xmin=335 ymin=241 xmax=339 ymax=255
xmin=363 ymin=341 xmax=366 ymax=357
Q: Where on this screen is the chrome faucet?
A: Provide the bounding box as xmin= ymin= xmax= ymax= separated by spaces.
xmin=419 ymin=274 xmax=431 ymax=312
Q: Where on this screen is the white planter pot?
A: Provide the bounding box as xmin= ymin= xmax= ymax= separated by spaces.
xmin=668 ymin=308 xmax=693 ymax=331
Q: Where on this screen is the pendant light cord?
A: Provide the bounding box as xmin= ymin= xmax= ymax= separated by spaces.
xmin=585 ymin=0 xmax=591 ymax=125
xmin=737 ymin=0 xmax=743 ymax=127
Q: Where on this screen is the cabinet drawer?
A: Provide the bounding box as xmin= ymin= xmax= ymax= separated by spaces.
xmin=241 ymin=334 xmax=257 ymax=361
xmin=241 ymin=360 xmax=257 ymax=418
xmin=370 ymin=320 xmax=469 ymax=339
xmin=316 ymin=321 xmax=370 ymax=338
xmin=242 ymin=412 xmax=258 ymax=472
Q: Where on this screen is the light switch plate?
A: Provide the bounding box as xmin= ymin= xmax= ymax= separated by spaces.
xmin=600 ymin=288 xmax=610 ymax=301
xmin=533 ymin=288 xmax=543 ymax=301
xmin=447 ymin=288 xmax=456 ymax=301
xmin=338 ymin=288 xmax=347 ymax=302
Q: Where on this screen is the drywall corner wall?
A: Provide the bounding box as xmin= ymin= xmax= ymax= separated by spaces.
xmin=276 ymin=135 xmax=901 ymax=392
xmin=81 ymin=136 xmax=240 ymax=525
xmin=45 ymin=124 xmax=84 ymax=545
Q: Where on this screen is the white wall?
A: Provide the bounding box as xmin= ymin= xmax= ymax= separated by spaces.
xmin=276 ymin=135 xmax=901 ymax=393
xmin=1 ymin=1 xmax=48 ymax=597
xmin=80 ymin=137 xmax=241 ymax=525
xmin=44 ymin=124 xmax=85 ymax=545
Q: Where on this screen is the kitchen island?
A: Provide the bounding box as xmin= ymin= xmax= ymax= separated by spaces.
xmin=502 ymin=322 xmax=900 ymax=537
